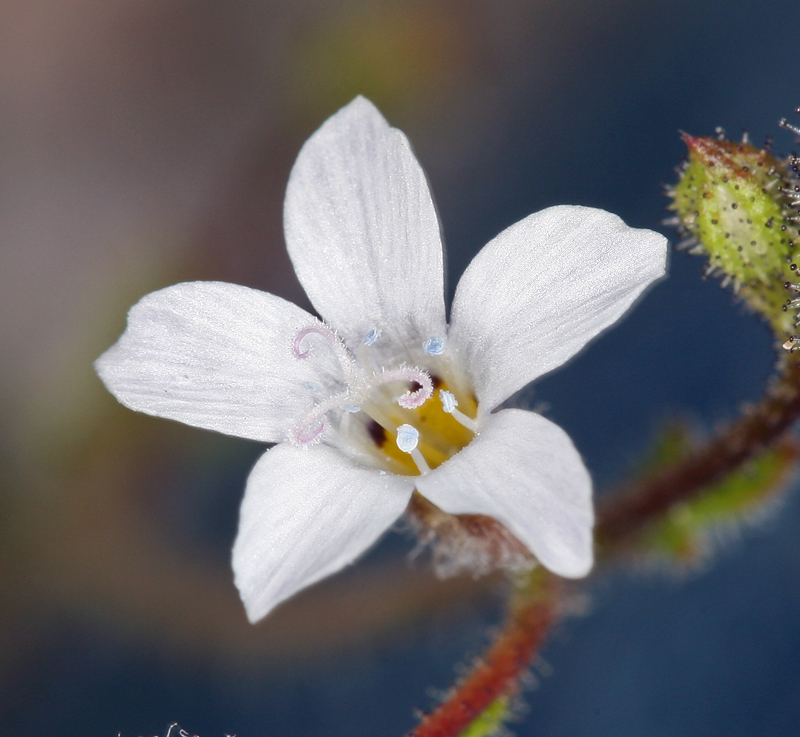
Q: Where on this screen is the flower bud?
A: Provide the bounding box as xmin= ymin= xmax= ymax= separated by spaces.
xmin=668 ymin=133 xmax=798 ymax=337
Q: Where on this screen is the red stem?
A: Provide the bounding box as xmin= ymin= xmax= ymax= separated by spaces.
xmin=596 ymin=358 xmax=800 ymax=548
xmin=406 ymin=357 xmax=800 ymax=737
xmin=405 ymin=574 xmax=557 ymax=737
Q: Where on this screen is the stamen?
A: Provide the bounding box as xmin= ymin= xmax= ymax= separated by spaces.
xmin=290 ymin=325 xmax=474 ymax=468
xmin=373 ymin=367 xmax=433 ymax=409
xmin=452 ymin=410 xmax=478 ymax=433
xmin=439 ymin=389 xmax=458 ymax=413
xmin=440 ymin=389 xmax=477 ymax=432
xmin=410 ymin=450 xmax=431 ymax=475
xmin=423 ymin=336 xmax=445 ymax=355
xmin=396 ymin=424 xmax=431 ymax=475
xmin=293 ymin=324 xmax=358 ymax=384
xmin=396 ymin=423 xmax=420 ymax=453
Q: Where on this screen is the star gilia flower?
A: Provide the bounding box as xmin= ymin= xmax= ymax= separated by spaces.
xmin=96 ymin=97 xmax=668 ymax=623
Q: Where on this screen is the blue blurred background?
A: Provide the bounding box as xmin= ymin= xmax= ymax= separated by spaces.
xmin=2 ymin=0 xmax=800 ymax=735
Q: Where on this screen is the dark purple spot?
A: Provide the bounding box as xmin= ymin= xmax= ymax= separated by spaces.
xmin=367 ymin=419 xmax=387 ymax=448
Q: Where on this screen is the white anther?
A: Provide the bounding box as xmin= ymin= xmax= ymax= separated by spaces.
xmin=396 ymin=424 xmax=420 ymax=453
xmin=439 ymin=389 xmax=458 ymax=414
xmin=438 ymin=388 xmax=478 ymax=433
xmin=423 ymin=336 xmax=445 ymax=355
xmin=364 ymin=328 xmax=381 ymax=345
xmin=395 ymin=424 xmax=431 ymax=475
xmin=341 ymin=404 xmax=361 ymax=413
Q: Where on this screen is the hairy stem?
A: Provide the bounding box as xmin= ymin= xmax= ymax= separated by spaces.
xmin=405 ymin=570 xmax=557 ymax=737
xmin=407 ymin=353 xmax=800 ymax=737
xmin=595 ymin=356 xmax=800 ymax=552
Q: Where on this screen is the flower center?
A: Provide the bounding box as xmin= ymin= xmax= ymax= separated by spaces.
xmin=290 ymin=324 xmax=477 ymax=475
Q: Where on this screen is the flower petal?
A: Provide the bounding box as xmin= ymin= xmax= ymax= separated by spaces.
xmin=450 ymin=205 xmax=668 ymax=411
xmin=232 ymin=442 xmax=415 ymax=623
xmin=284 ymin=96 xmax=446 ymax=353
xmin=416 ymin=408 xmax=593 ymax=577
xmin=95 ymin=281 xmax=338 ymax=443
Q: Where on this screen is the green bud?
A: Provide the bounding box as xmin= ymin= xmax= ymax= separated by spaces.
xmin=639 ymin=441 xmax=798 ymax=565
xmin=668 ymin=133 xmax=798 ymax=338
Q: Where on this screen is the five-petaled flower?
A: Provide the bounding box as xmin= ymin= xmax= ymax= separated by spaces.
xmin=96 ymin=97 xmax=667 ymax=623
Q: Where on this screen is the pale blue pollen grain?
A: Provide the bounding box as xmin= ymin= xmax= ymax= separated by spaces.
xmin=439 ymin=389 xmax=458 ymax=413
xmin=423 ymin=336 xmax=445 ymax=355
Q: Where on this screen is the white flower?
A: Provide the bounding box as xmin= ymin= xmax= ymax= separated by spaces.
xmin=96 ymin=97 xmax=667 ymax=623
